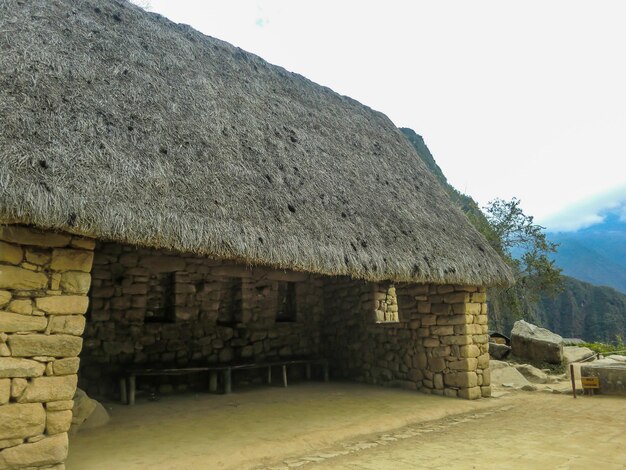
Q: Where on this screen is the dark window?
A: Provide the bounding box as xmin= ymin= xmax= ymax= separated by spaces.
xmin=145 ymin=272 xmax=176 ymax=323
xmin=217 ymin=278 xmax=242 ymax=325
xmin=276 ymin=282 xmax=297 ymax=322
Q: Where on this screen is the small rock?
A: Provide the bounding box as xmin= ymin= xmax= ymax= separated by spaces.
xmin=489 ymin=343 xmax=511 ymax=360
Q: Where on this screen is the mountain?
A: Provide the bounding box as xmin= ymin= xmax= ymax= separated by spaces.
xmin=400 ymin=127 xmax=626 ymax=342
xmin=548 ymin=212 xmax=626 ymax=294
xmin=532 ymin=276 xmax=626 ymax=342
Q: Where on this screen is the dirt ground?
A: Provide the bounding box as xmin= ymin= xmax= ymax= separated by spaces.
xmin=66 ymin=382 xmax=626 ymax=470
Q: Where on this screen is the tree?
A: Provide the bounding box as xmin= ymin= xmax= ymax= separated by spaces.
xmin=480 ymin=198 xmax=563 ymax=331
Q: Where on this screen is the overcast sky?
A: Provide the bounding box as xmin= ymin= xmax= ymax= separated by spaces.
xmin=142 ymin=0 xmax=626 ymax=232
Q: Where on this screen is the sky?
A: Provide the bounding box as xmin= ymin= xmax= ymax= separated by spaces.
xmin=140 ymin=0 xmax=626 ymax=232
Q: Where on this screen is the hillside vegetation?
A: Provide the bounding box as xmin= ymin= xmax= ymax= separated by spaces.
xmin=401 ymin=128 xmax=626 ymax=342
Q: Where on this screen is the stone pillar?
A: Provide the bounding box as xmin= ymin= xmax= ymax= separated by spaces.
xmin=417 ymin=285 xmax=490 ymax=399
xmin=0 ymin=225 xmax=94 ymax=469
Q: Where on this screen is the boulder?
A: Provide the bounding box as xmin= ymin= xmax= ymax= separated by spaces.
xmin=514 ymin=363 xmax=549 ymax=384
xmin=607 ymin=355 xmax=626 ymax=363
xmin=70 ymin=388 xmax=110 ymax=433
xmin=490 ymin=362 xmax=532 ymax=389
xmin=511 ymin=320 xmax=563 ymax=364
xmin=489 ymin=342 xmax=511 ymax=360
xmin=563 ymin=346 xmax=596 ymax=365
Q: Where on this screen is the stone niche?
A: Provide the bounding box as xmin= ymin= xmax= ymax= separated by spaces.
xmin=0 ymin=224 xmax=95 ymax=469
xmin=80 ymin=242 xmax=325 ymax=397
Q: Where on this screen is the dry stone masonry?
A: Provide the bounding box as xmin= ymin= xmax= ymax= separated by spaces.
xmin=81 ymin=242 xmax=325 ymax=397
xmin=0 ymin=224 xmax=94 ymax=470
xmin=1 ymin=226 xmax=492 ymax=469
xmin=324 ymin=279 xmax=490 ymax=399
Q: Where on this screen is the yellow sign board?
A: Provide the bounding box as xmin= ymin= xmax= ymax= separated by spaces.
xmin=581 ymin=377 xmax=600 ymax=389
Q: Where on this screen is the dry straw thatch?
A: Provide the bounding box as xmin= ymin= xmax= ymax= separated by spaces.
xmin=0 ymin=0 xmax=513 ymax=286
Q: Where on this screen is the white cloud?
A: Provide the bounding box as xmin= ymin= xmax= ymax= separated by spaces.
xmin=540 ymin=184 xmax=626 ymax=232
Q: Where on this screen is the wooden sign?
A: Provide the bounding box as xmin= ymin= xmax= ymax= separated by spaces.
xmin=581 ymin=377 xmax=600 ymax=389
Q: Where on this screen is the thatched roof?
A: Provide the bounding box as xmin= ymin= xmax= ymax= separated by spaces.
xmin=0 ymin=0 xmax=513 ymax=286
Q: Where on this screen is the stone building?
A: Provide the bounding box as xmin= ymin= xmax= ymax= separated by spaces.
xmin=0 ymin=0 xmax=513 ymax=468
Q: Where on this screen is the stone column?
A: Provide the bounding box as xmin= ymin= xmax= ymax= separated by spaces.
xmin=417 ymin=285 xmax=490 ymax=399
xmin=0 ymin=225 xmax=94 ymax=470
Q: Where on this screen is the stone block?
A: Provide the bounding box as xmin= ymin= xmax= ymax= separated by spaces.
xmin=0 ymin=291 xmax=11 ymax=307
xmin=458 ymin=386 xmax=481 ymax=400
xmin=11 ymin=378 xmax=27 ymax=398
xmin=436 ymin=314 xmax=472 ymax=326
xmin=0 ymin=241 xmax=23 ymax=264
xmin=35 ymin=295 xmax=89 ymax=314
xmin=417 ymin=302 xmax=431 ymax=314
xmin=444 ymin=371 xmax=478 ymax=388
xmin=433 ymin=373 xmax=444 ymax=389
xmin=70 ymin=237 xmax=96 ymax=250
xmin=8 ymin=334 xmax=83 ymax=357
xmin=17 ymin=375 xmax=78 ymax=403
xmin=481 ymin=367 xmax=491 ymax=386
xmin=423 ymin=338 xmax=440 ymax=348
xmin=0 ymin=358 xmax=46 ymax=378
xmin=431 ymin=303 xmax=451 ymax=314
xmin=46 ymin=410 xmax=73 ymax=434
xmin=25 ymin=249 xmax=51 ymax=266
xmin=430 ymin=325 xmax=454 ymax=336
xmin=0 ymin=378 xmax=9 ymax=404
xmin=51 ymin=248 xmax=94 ymax=273
xmin=59 ymin=272 xmax=91 ymax=294
xmin=440 ymin=335 xmax=472 ymax=346
xmin=0 ymin=265 xmax=48 ymax=290
xmin=428 ymin=357 xmax=446 ymax=373
xmin=437 ymin=285 xmax=455 ymax=294
xmin=52 ymin=357 xmax=80 ymax=376
xmin=48 ymin=315 xmax=86 ymax=336
xmin=7 ymin=299 xmax=32 ymax=314
xmin=477 ymin=353 xmax=490 ymax=368
xmin=443 ymin=292 xmax=470 ymax=304
xmin=0 ymin=432 xmax=68 ymax=468
xmin=141 ymin=256 xmax=185 ymax=272
xmin=0 ymin=403 xmax=46 ymax=440
xmin=448 ymin=358 xmax=478 ymax=371
xmin=452 ymin=303 xmax=482 ymax=315
xmin=459 ymin=344 xmax=481 ymax=358
xmin=0 ymin=438 xmax=22 ymax=450
xmin=0 ymin=312 xmax=48 ymax=333
xmin=471 ymin=292 xmax=487 ymax=303
xmin=480 ymin=385 xmax=491 ymax=398
xmin=0 ymin=226 xmax=71 ymax=247
xmin=46 ymin=400 xmax=74 ymax=411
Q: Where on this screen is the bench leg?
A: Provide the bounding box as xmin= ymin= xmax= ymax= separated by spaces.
xmin=120 ymin=377 xmax=128 ymax=404
xmin=209 ymin=371 xmax=218 ymax=393
xmin=128 ymin=375 xmax=136 ymax=406
xmin=267 ymin=366 xmax=272 ymax=385
xmin=305 ymin=363 xmax=311 ymax=380
xmin=282 ymin=365 xmax=288 ymax=387
xmin=224 ymin=368 xmax=232 ymax=394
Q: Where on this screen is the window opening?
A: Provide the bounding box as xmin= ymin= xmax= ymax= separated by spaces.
xmin=375 ymin=283 xmax=399 ymax=323
xmin=276 ymin=281 xmax=297 ymax=322
xmin=145 ymin=272 xmax=176 ymax=323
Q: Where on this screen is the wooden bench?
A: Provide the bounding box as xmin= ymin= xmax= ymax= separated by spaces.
xmin=120 ymin=358 xmax=329 ymax=405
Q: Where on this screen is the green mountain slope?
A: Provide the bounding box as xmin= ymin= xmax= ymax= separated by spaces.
xmin=400 ymin=127 xmax=626 ymax=341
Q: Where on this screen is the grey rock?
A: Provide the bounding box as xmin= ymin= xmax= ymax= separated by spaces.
xmin=511 ymin=320 xmax=563 ymax=364
xmin=489 ymin=342 xmax=511 ymax=360
xmin=514 ymin=364 xmax=549 ymax=384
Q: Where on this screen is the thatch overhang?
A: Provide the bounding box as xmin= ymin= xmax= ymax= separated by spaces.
xmin=0 ymin=0 xmax=514 ymax=287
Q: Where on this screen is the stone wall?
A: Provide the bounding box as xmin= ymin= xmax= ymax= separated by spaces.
xmin=323 ymin=279 xmax=490 ymax=399
xmin=80 ymin=242 xmax=324 ymax=397
xmin=0 ymin=225 xmax=94 ymax=470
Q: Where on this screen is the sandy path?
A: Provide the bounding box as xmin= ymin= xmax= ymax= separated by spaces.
xmin=66 ymin=383 xmax=496 ymax=470
xmin=282 ymin=392 xmax=626 ymax=469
